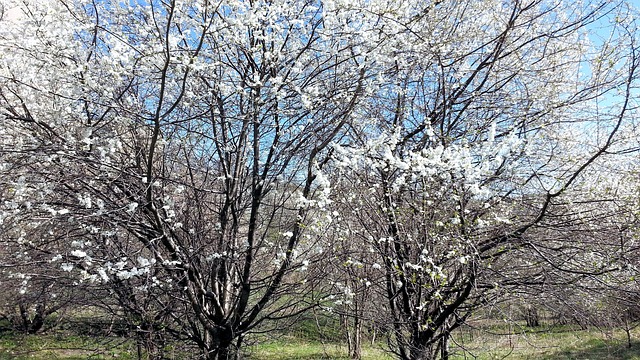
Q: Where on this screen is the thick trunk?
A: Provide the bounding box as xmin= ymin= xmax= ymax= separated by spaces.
xmin=210 ymin=346 xmax=231 ymax=360
xmin=205 ymin=327 xmax=236 ymax=360
xmin=18 ymin=303 xmax=45 ymax=334
xmin=409 ymin=348 xmax=434 ymax=360
xmin=407 ymin=331 xmax=447 ymax=360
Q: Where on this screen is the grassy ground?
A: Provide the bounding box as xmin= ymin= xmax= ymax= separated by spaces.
xmin=450 ymin=325 xmax=640 ymax=360
xmin=247 ymin=337 xmax=392 ymax=359
xmin=1 ymin=325 xmax=640 ymax=359
xmin=0 ymin=333 xmax=136 ymax=359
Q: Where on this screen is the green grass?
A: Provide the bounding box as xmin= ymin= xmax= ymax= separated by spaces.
xmin=450 ymin=325 xmax=640 ymax=360
xmin=247 ymin=337 xmax=392 ymax=359
xmin=2 ymin=325 xmax=640 ymax=359
xmin=0 ymin=333 xmax=136 ymax=360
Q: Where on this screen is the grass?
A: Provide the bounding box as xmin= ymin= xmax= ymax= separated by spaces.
xmin=1 ymin=323 xmax=640 ymax=359
xmin=248 ymin=337 xmax=392 ymax=359
xmin=450 ymin=324 xmax=640 ymax=359
xmin=0 ymin=333 xmax=137 ymax=360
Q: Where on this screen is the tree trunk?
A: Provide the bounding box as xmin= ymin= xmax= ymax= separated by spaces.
xmin=525 ymin=306 xmax=540 ymax=327
xmin=18 ymin=303 xmax=45 ymax=334
xmin=406 ymin=329 xmax=452 ymax=360
xmin=205 ymin=328 xmax=236 ymax=360
xmin=409 ymin=347 xmax=434 ymax=360
xmin=351 ymin=316 xmax=362 ymax=359
xmin=440 ymin=333 xmax=449 ymax=360
xmin=343 ymin=314 xmax=353 ymax=356
xmin=624 ymin=317 xmax=632 ymax=349
xmin=212 ymin=346 xmax=231 ymax=360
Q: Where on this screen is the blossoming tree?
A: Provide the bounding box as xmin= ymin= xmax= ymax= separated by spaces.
xmin=1 ymin=0 xmax=639 ymax=359
xmin=326 ymin=1 xmax=640 ymax=359
xmin=0 ymin=0 xmax=371 ymax=357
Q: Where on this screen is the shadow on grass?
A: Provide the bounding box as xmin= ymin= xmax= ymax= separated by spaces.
xmin=543 ymin=338 xmax=640 ymax=360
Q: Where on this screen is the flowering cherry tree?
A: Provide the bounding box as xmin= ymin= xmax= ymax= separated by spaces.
xmin=0 ymin=0 xmax=371 ymax=358
xmin=325 ymin=1 xmax=640 ymax=359
xmin=1 ymin=0 xmax=639 ymax=359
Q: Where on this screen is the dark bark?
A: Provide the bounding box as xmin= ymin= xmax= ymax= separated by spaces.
xmin=19 ymin=303 xmax=44 ymax=334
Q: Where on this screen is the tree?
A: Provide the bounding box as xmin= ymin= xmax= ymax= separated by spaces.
xmin=325 ymin=1 xmax=640 ymax=359
xmin=0 ymin=0 xmax=370 ymax=358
